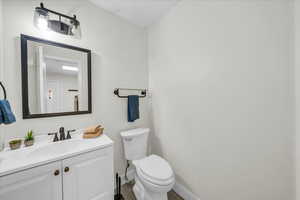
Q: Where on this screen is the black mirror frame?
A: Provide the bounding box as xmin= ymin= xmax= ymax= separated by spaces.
xmin=21 ymin=34 xmax=92 ymax=119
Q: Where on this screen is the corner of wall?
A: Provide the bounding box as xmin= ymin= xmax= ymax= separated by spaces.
xmin=0 ymin=0 xmax=3 ymax=80
xmin=0 ymin=0 xmax=4 ymax=150
xmin=295 ymin=0 xmax=299 ymax=199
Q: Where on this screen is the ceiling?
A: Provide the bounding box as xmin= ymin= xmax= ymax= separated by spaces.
xmin=89 ymin=0 xmax=180 ymax=27
xmin=44 ymin=57 xmax=79 ymax=76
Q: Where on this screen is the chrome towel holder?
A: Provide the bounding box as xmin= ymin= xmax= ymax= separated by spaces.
xmin=114 ymin=88 xmax=147 ymax=98
xmin=0 ymin=81 xmax=7 ymax=100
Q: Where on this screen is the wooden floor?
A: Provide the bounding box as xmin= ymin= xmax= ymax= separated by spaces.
xmin=121 ymin=182 xmax=184 ymax=200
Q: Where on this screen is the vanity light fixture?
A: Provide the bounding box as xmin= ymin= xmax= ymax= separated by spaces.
xmin=34 ymin=3 xmax=81 ymax=39
xmin=62 ymin=66 xmax=79 ymax=72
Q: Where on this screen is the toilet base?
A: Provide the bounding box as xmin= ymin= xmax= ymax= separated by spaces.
xmin=133 ymin=174 xmax=168 ymax=200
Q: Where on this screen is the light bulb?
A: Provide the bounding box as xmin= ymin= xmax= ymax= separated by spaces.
xmin=33 ymin=8 xmax=49 ymax=31
xmin=37 ymin=18 xmax=48 ymax=30
xmin=62 ymin=66 xmax=79 ymax=71
xmin=70 ymin=19 xmax=81 ymax=39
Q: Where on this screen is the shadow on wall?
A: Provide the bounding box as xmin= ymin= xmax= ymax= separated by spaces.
xmin=151 ymin=134 xmax=163 ymax=155
xmin=13 ymin=37 xmax=22 ymax=117
xmin=148 ymin=94 xmax=163 ymax=156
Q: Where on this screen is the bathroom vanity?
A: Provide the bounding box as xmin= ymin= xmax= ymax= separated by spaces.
xmin=0 ymin=133 xmax=114 ymax=200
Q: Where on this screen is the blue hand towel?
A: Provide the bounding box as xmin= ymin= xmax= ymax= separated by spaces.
xmin=128 ymin=95 xmax=139 ymax=122
xmin=0 ymin=100 xmax=16 ymax=124
xmin=0 ymin=107 xmax=3 ymax=125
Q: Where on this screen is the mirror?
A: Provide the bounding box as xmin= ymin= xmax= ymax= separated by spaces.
xmin=21 ymin=34 xmax=91 ymax=119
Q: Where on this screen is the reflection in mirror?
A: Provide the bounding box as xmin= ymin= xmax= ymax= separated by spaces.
xmin=21 ymin=35 xmax=91 ymax=118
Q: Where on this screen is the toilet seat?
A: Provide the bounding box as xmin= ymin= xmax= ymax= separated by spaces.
xmin=136 ymin=155 xmax=174 ymax=186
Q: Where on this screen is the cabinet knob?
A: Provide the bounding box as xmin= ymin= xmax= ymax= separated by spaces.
xmin=54 ymin=170 xmax=60 ymax=176
xmin=64 ymin=167 xmax=70 ymax=173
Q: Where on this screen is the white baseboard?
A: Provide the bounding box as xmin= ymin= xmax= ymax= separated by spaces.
xmin=173 ymin=181 xmax=200 ymax=200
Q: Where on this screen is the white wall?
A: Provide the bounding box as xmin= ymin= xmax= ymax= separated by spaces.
xmin=0 ymin=0 xmax=4 ymax=150
xmin=0 ymin=0 xmax=3 ymax=150
xmin=0 ymin=0 xmax=2 ymax=79
xmin=148 ymin=0 xmax=294 ymax=199
xmin=0 ymin=0 xmax=150 ymax=175
xmin=295 ymin=0 xmax=300 ymax=199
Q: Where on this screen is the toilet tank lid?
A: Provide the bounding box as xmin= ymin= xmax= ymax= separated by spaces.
xmin=120 ymin=128 xmax=150 ymax=138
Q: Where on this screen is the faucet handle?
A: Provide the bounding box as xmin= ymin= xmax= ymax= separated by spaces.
xmin=59 ymin=127 xmax=65 ymax=140
xmin=48 ymin=132 xmax=59 ymax=142
xmin=66 ymin=129 xmax=76 ymax=139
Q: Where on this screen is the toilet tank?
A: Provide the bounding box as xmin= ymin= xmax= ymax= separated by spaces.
xmin=120 ymin=128 xmax=149 ymax=161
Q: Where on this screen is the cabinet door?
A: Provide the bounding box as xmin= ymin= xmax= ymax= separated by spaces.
xmin=0 ymin=161 xmax=62 ymax=200
xmin=63 ymin=147 xmax=114 ymax=200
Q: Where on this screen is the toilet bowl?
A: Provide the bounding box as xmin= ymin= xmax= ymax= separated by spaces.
xmin=133 ymin=155 xmax=175 ymax=200
xmin=120 ymin=128 xmax=175 ymax=200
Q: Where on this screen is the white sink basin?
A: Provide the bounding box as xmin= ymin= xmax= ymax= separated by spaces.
xmin=0 ymin=133 xmax=113 ymax=177
xmin=30 ymin=140 xmax=82 ymax=158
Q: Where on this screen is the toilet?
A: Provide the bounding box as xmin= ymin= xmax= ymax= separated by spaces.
xmin=120 ymin=128 xmax=175 ymax=200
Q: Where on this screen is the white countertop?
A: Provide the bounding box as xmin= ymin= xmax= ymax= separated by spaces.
xmin=0 ymin=132 xmax=113 ymax=177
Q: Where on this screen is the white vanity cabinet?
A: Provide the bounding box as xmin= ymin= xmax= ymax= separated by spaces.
xmin=63 ymin=147 xmax=114 ymax=200
xmin=0 ymin=146 xmax=114 ymax=200
xmin=0 ymin=161 xmax=63 ymax=200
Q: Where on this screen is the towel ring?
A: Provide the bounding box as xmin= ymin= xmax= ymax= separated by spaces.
xmin=0 ymin=81 xmax=7 ymax=100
